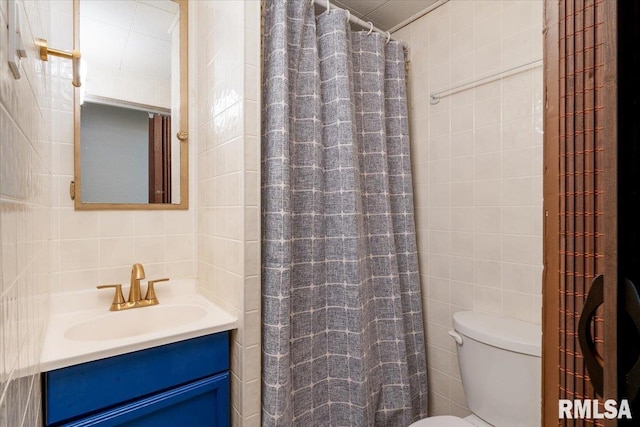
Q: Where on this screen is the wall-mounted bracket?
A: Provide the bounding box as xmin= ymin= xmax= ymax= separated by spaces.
xmin=8 ymin=0 xmax=28 ymax=79
xmin=35 ymin=38 xmax=82 ymax=87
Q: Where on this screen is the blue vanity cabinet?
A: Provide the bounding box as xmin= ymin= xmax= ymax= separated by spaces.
xmin=43 ymin=332 xmax=230 ymax=427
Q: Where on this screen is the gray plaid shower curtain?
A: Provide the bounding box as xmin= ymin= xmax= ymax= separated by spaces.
xmin=261 ymin=2 xmax=428 ymax=426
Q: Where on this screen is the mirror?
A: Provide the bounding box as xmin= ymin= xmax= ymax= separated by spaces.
xmin=73 ymin=0 xmax=188 ymax=210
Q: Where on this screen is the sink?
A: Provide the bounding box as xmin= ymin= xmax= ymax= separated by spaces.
xmin=64 ymin=305 xmax=208 ymax=341
xmin=41 ymin=279 xmax=238 ymax=371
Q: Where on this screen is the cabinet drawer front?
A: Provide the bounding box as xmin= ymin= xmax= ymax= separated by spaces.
xmin=45 ymin=332 xmax=229 ymax=425
xmin=63 ymin=373 xmax=229 ymax=427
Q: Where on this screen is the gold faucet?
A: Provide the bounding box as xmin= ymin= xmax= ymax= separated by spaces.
xmin=97 ymin=263 xmax=169 ymax=311
xmin=129 ymin=263 xmax=145 ymax=304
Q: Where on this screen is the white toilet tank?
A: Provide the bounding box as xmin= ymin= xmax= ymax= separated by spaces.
xmin=452 ymin=311 xmax=541 ymax=427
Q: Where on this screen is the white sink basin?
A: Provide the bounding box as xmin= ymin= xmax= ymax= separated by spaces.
xmin=64 ymin=304 xmax=208 ymax=341
xmin=41 ymin=280 xmax=237 ymax=372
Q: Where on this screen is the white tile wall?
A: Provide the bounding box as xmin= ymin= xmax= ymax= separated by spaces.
xmin=0 ymin=0 xmax=52 ymax=425
xmin=394 ymin=0 xmax=543 ymax=417
xmin=193 ymin=1 xmax=261 ymax=425
xmin=48 ymin=1 xmax=196 ymax=294
xmin=1 ymin=1 xmax=259 ymax=426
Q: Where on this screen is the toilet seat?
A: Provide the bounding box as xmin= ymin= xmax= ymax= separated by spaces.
xmin=409 ymin=415 xmax=473 ymax=427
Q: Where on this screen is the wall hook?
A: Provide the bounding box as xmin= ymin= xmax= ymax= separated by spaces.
xmin=8 ymin=0 xmax=27 ymax=79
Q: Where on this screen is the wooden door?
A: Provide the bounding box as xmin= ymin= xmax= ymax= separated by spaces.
xmin=544 ymin=0 xmax=640 ymax=425
xmin=543 ymin=0 xmax=617 ymax=425
xmin=149 ymin=114 xmax=172 ymax=204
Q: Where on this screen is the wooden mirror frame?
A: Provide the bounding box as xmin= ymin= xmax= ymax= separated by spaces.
xmin=72 ymin=0 xmax=189 ymax=210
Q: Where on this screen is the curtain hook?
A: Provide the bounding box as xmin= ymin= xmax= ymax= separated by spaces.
xmin=326 ymin=0 xmax=330 ymax=14
xmin=367 ymin=22 xmax=373 ymax=35
xmin=346 ymin=9 xmax=350 ymax=23
xmin=386 ymin=31 xmax=391 ymax=43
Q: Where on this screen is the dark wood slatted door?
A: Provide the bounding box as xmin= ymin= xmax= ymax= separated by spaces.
xmin=544 ymin=1 xmax=640 ymax=425
xmin=544 ymin=0 xmax=616 ymax=425
xmin=149 ymin=114 xmax=172 ymax=204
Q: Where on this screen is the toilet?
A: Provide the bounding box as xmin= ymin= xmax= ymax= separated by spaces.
xmin=411 ymin=311 xmax=541 ymax=427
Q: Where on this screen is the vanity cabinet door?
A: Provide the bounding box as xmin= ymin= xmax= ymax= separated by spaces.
xmin=45 ymin=332 xmax=229 ymax=425
xmin=61 ymin=373 xmax=229 ymax=427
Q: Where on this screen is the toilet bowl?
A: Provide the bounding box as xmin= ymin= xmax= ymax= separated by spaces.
xmin=410 ymin=414 xmax=491 ymax=426
xmin=411 ymin=414 xmax=494 ymax=426
xmin=410 ymin=415 xmax=472 ymax=426
xmin=409 ymin=311 xmax=541 ymax=427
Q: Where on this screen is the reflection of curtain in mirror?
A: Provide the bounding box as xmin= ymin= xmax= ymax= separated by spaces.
xmin=149 ymin=114 xmax=171 ymax=204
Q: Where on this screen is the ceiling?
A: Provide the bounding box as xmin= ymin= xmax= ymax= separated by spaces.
xmin=333 ymin=0 xmax=439 ymax=31
xmin=80 ymin=0 xmax=179 ymax=80
xmin=78 ymin=0 xmax=438 ymax=81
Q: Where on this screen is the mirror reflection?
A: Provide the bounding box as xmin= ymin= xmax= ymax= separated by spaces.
xmin=78 ymin=0 xmax=183 ymax=206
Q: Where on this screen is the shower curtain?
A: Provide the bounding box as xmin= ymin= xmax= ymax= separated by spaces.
xmin=262 ymin=2 xmax=428 ymax=426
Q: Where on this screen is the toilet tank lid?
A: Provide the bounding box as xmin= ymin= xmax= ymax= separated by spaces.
xmin=453 ymin=311 xmax=541 ymax=357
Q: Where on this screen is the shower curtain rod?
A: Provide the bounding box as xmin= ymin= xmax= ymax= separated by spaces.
xmin=312 ymin=0 xmax=408 ymax=49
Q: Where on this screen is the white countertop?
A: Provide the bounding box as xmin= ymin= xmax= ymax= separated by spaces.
xmin=40 ymin=279 xmax=237 ymax=372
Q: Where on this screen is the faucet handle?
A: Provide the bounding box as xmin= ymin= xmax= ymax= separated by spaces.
xmin=97 ymin=284 xmax=125 ymax=310
xmin=145 ymin=278 xmax=170 ymax=304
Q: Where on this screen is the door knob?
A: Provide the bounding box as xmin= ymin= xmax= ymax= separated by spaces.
xmin=622 ymin=278 xmax=640 ymax=401
xmin=578 ymin=274 xmax=604 ymax=397
xmin=578 ymin=275 xmax=640 ymax=401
